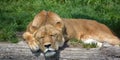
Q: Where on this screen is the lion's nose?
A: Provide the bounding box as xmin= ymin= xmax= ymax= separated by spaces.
xmin=44 ymin=44 xmax=51 ymax=48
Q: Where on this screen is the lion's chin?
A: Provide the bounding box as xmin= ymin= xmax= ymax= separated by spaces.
xmin=44 ymin=48 xmax=56 ymax=57
xmin=44 ymin=51 xmax=56 ymax=57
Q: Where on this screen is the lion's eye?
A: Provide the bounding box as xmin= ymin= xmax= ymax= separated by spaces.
xmin=50 ymin=34 xmax=57 ymax=37
xmin=37 ymin=37 xmax=44 ymax=40
xmin=50 ymin=35 xmax=54 ymax=36
xmin=40 ymin=36 xmax=44 ymax=38
xmin=50 ymin=34 xmax=57 ymax=39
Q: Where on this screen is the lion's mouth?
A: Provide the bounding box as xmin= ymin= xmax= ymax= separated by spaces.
xmin=44 ymin=48 xmax=56 ymax=57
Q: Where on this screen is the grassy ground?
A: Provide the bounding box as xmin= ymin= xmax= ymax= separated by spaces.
xmin=0 ymin=0 xmax=120 ymax=43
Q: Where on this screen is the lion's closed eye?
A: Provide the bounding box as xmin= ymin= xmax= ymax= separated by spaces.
xmin=36 ymin=36 xmax=44 ymax=40
xmin=50 ymin=33 xmax=57 ymax=37
xmin=50 ymin=34 xmax=55 ymax=37
xmin=50 ymin=34 xmax=58 ymax=40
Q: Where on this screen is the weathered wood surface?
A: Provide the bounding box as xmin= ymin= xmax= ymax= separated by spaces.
xmin=0 ymin=41 xmax=120 ymax=60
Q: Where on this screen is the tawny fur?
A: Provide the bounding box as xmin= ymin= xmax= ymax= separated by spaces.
xmin=63 ymin=19 xmax=120 ymax=45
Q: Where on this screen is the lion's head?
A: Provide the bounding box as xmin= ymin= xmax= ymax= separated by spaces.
xmin=33 ymin=24 xmax=65 ymax=57
xmin=30 ymin=11 xmax=65 ymax=57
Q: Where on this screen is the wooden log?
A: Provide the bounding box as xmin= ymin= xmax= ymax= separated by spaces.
xmin=0 ymin=41 xmax=120 ymax=60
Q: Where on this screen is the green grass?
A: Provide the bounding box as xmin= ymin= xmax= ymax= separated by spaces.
xmin=0 ymin=0 xmax=120 ymax=43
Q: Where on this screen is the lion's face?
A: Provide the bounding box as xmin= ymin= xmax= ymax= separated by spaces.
xmin=23 ymin=11 xmax=65 ymax=57
xmin=34 ymin=24 xmax=65 ymax=57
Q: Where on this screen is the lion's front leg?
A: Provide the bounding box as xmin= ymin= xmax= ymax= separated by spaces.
xmin=23 ymin=32 xmax=40 ymax=53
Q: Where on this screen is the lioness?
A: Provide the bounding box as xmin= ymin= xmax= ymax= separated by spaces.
xmin=23 ymin=10 xmax=120 ymax=57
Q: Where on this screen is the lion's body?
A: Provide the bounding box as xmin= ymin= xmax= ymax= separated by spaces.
xmin=23 ymin=10 xmax=120 ymax=57
xmin=63 ymin=19 xmax=120 ymax=45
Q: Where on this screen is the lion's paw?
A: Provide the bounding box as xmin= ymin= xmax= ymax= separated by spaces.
xmin=27 ymin=40 xmax=40 ymax=53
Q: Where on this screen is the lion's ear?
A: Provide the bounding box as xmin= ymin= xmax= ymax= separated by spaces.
xmin=32 ymin=10 xmax=47 ymax=29
xmin=47 ymin=11 xmax=64 ymax=31
xmin=55 ymin=21 xmax=64 ymax=31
